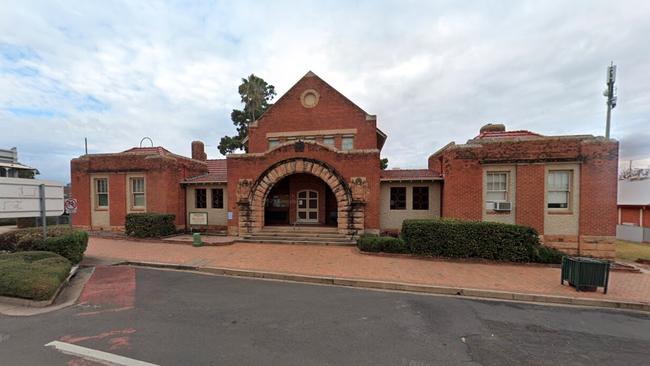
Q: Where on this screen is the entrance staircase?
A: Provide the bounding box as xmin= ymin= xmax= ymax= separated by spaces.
xmin=240 ymin=226 xmax=357 ymax=245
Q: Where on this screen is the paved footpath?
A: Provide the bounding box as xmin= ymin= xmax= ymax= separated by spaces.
xmin=86 ymin=237 xmax=650 ymax=306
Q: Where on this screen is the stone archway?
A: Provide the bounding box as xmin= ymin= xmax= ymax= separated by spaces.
xmin=236 ymin=158 xmax=366 ymax=236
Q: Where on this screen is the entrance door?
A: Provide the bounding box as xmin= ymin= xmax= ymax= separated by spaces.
xmin=297 ymin=190 xmax=318 ymax=223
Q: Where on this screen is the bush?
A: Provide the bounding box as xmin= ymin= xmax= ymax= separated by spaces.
xmin=125 ymin=213 xmax=176 ymax=238
xmin=535 ymin=245 xmax=565 ymax=264
xmin=33 ymin=231 xmax=89 ymax=264
xmin=0 ymin=226 xmax=74 ymax=252
xmin=357 ymin=234 xmax=408 ymax=254
xmin=401 ymin=219 xmax=563 ymax=263
xmin=0 ymin=251 xmax=72 ymax=301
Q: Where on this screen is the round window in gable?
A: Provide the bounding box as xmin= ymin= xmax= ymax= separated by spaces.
xmin=300 ymin=89 xmax=320 ymax=108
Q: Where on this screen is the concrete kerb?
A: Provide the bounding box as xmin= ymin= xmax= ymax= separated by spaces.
xmin=0 ymin=266 xmax=95 ymax=316
xmin=117 ymin=261 xmax=650 ymax=313
xmin=0 ymin=265 xmax=79 ymax=308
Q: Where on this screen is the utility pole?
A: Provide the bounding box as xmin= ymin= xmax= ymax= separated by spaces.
xmin=604 ymin=62 xmax=617 ymax=138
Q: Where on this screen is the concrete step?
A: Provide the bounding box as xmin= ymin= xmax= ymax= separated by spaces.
xmin=244 ymin=235 xmax=354 ymax=243
xmin=261 ymin=226 xmax=339 ymax=233
xmin=239 ymin=237 xmax=357 ymax=246
xmin=252 ymin=231 xmax=349 ymax=239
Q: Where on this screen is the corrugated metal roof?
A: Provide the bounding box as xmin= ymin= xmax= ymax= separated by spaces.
xmin=380 ymin=169 xmax=441 ymax=181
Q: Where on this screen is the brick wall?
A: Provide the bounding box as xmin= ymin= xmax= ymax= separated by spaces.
xmin=435 ymin=136 xmax=619 ymax=258
xmin=247 ymin=73 xmax=378 ymax=153
xmin=440 ymin=148 xmax=483 ymax=220
xmin=71 ymin=151 xmax=207 ymax=230
xmin=108 ymin=174 xmax=126 ymax=227
xmin=515 ymin=164 xmax=545 ymax=233
xmin=578 ymin=140 xmax=619 ymax=236
xmin=227 ymin=142 xmax=380 ymax=233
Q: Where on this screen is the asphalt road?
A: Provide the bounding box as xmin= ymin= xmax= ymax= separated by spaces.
xmin=0 ymin=266 xmax=649 ymax=365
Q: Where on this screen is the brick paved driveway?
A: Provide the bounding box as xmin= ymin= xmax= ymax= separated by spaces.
xmin=85 ymin=237 xmax=650 ymax=305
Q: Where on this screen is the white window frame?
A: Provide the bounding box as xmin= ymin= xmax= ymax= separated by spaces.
xmin=323 ymin=136 xmax=335 ymax=146
xmin=341 ymin=135 xmax=354 ymax=150
xmin=547 ymin=170 xmax=571 ymax=210
xmin=95 ymin=178 xmax=109 ymax=209
xmin=268 ymin=138 xmax=280 ymax=149
xmin=130 ymin=177 xmax=145 ymax=209
xmin=486 ymin=172 xmax=508 ymax=205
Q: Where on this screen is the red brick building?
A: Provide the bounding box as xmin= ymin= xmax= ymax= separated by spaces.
xmin=70 ymin=71 xmax=619 ymax=257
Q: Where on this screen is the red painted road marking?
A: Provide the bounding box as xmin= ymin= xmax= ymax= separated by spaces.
xmin=77 ymin=266 xmax=136 ymax=316
xmin=60 ymin=328 xmax=136 ymax=347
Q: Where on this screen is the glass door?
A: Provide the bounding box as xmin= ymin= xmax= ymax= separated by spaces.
xmin=297 ymin=190 xmax=318 ymax=223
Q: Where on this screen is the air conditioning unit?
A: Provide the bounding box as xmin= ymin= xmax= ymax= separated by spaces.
xmin=485 ymin=201 xmax=496 ymax=210
xmin=494 ymin=202 xmax=512 ymax=211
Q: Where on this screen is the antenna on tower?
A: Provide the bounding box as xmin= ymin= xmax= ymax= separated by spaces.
xmin=603 ymin=62 xmax=617 ymax=138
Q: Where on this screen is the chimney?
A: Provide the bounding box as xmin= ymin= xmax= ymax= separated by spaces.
xmin=480 ymin=123 xmax=506 ymax=134
xmin=191 ymin=141 xmax=207 ymax=161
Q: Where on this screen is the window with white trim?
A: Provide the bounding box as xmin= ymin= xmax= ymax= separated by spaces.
xmin=131 ymin=177 xmax=145 ymax=208
xmin=95 ymin=178 xmax=108 ymax=208
xmin=548 ymin=170 xmax=571 ymax=209
xmin=486 ymin=172 xmax=508 ymax=202
xmin=323 ymin=136 xmax=335 ymax=146
xmin=341 ymin=136 xmax=354 ymax=150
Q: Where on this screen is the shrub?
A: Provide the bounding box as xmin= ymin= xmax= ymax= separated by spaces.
xmin=0 ymin=251 xmax=72 ymax=301
xmin=0 ymin=226 xmax=74 ymax=252
xmin=33 ymin=231 xmax=89 ymax=264
xmin=357 ymin=234 xmax=408 ymax=254
xmin=535 ymin=245 xmax=565 ymax=264
xmin=401 ymin=219 xmax=562 ymax=263
xmin=125 ymin=213 xmax=176 ymax=238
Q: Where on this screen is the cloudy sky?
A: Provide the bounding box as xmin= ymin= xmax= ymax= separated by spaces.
xmin=1 ymin=0 xmax=649 ymax=182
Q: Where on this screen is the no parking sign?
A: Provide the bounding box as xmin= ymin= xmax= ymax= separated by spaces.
xmin=64 ymin=198 xmax=78 ymax=214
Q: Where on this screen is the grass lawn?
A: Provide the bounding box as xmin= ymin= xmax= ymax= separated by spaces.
xmin=0 ymin=251 xmax=72 ymax=301
xmin=616 ymin=240 xmax=650 ymax=262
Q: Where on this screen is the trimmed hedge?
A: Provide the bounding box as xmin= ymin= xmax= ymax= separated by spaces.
xmin=358 ymin=234 xmax=408 ymax=254
xmin=0 ymin=226 xmax=75 ymax=252
xmin=0 ymin=226 xmax=88 ymax=264
xmin=0 ymin=251 xmax=72 ymax=301
xmin=33 ymin=231 xmax=89 ymax=264
xmin=125 ymin=213 xmax=176 ymax=238
xmin=400 ymin=219 xmax=563 ymax=263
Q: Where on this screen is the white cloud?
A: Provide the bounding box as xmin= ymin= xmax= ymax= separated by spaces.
xmin=0 ymin=0 xmax=649 ymax=181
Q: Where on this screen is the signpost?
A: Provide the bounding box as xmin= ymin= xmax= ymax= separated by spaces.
xmin=0 ymin=177 xmax=65 ymax=238
xmin=64 ymin=198 xmax=78 ymax=228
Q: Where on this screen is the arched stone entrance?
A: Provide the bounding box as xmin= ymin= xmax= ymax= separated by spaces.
xmin=236 ymin=158 xmax=367 ymax=236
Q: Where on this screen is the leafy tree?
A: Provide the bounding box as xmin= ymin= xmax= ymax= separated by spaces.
xmin=218 ymin=74 xmax=276 ymax=155
xmin=380 ymin=158 xmax=389 ymax=170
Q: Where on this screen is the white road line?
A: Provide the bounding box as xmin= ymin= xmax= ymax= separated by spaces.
xmin=45 ymin=340 xmax=159 ymax=366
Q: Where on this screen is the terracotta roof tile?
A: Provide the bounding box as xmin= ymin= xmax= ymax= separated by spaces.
xmin=475 ymin=130 xmax=542 ymax=139
xmin=183 ymin=159 xmax=227 ymax=183
xmin=121 ymin=147 xmax=170 ymax=155
xmin=380 ymin=169 xmax=440 ymax=181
